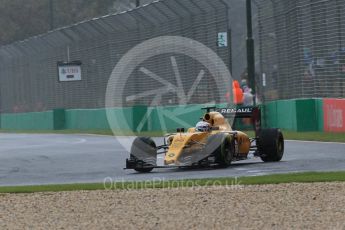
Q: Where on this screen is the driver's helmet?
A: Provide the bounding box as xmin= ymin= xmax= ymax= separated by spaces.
xmin=195 ymin=121 xmax=211 ymax=132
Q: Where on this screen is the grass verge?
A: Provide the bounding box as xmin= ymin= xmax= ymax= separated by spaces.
xmin=243 ymin=130 xmax=345 ymax=142
xmin=281 ymin=130 xmax=345 ymax=143
xmin=1 ymin=171 xmax=344 ymax=193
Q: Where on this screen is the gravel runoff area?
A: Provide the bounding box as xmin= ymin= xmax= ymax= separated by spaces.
xmin=1 ymin=182 xmax=345 ymax=230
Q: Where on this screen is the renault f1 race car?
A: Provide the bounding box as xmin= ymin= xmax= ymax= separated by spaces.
xmin=126 ymin=106 xmax=284 ymax=172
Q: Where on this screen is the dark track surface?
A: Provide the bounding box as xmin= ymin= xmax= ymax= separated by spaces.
xmin=0 ymin=133 xmax=344 ymax=186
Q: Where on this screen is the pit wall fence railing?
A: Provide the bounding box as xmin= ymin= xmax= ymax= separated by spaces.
xmin=0 ymin=98 xmax=344 ymax=133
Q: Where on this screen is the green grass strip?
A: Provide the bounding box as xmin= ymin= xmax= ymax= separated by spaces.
xmin=281 ymin=130 xmax=345 ymax=143
xmin=1 ymin=171 xmax=344 ymax=194
xmin=244 ymin=130 xmax=345 ymax=142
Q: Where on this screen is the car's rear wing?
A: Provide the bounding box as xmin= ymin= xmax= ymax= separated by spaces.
xmin=217 ymin=106 xmax=261 ymax=137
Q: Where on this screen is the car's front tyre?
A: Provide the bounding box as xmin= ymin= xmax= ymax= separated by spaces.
xmin=129 ymin=137 xmax=156 ymax=173
xmin=205 ymin=133 xmax=234 ymax=167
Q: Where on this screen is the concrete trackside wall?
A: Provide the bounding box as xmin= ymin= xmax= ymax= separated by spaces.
xmin=64 ymin=105 xmax=204 ymax=132
xmin=65 ymin=106 xmax=148 ymax=131
xmin=0 ymin=111 xmax=55 ymax=130
xmin=263 ymin=98 xmax=324 ymax=132
xmin=2 ymin=100 xmax=343 ymax=133
xmin=315 ymin=99 xmax=324 ymax=132
xmin=264 ymin=100 xmax=297 ymax=130
xmin=295 ymin=99 xmax=318 ymax=131
xmin=65 ymin=109 xmax=111 ymax=130
xmin=0 ymin=105 xmax=204 ymax=132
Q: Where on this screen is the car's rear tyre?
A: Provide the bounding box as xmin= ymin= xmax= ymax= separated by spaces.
xmin=258 ymin=129 xmax=284 ymax=162
xmin=130 ymin=137 xmax=156 ymax=173
xmin=205 ymin=133 xmax=234 ymax=167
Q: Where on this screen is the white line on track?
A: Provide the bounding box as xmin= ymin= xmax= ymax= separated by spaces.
xmin=73 ymin=138 xmax=87 ymax=144
xmin=234 ymin=168 xmax=250 ymax=171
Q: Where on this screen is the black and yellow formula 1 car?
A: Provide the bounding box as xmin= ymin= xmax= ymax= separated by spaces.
xmin=125 ymin=106 xmax=284 ymax=172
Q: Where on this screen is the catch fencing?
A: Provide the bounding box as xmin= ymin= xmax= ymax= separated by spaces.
xmin=257 ymin=0 xmax=345 ymax=101
xmin=0 ymin=0 xmax=231 ymax=113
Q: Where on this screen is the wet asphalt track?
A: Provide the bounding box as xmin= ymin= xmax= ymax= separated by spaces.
xmin=0 ymin=133 xmax=344 ymax=186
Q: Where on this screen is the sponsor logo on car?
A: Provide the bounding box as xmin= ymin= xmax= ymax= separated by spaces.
xmin=219 ymin=107 xmax=253 ymax=114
